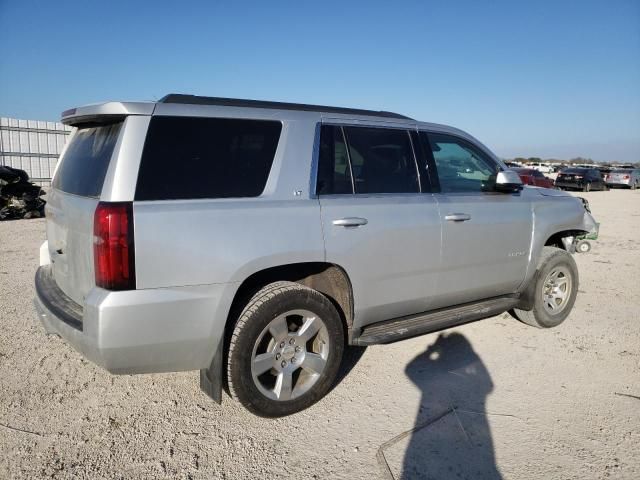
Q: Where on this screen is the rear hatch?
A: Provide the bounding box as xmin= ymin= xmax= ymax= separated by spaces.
xmin=47 ymin=121 xmax=123 ymax=305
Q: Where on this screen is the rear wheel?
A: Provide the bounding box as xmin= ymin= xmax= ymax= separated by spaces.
xmin=583 ymin=182 xmax=591 ymax=192
xmin=511 ymin=247 xmax=579 ymax=328
xmin=227 ymin=281 xmax=344 ymax=417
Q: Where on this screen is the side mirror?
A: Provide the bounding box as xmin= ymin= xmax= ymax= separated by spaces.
xmin=495 ymin=170 xmax=523 ymax=193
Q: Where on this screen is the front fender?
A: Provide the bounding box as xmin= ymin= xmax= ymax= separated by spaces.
xmin=519 ymin=193 xmax=595 ymax=293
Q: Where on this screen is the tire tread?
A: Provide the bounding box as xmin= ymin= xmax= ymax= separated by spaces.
xmin=512 ymin=246 xmax=578 ymax=328
xmin=226 ymin=281 xmax=309 ymax=402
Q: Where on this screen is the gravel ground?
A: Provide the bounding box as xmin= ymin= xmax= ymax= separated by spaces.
xmin=1 ymin=189 xmax=639 ymax=479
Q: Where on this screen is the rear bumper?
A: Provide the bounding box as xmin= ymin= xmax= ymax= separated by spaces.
xmin=606 ymin=180 xmax=632 ymax=187
xmin=555 ymin=181 xmax=585 ymax=189
xmin=34 ymin=265 xmax=235 ymax=374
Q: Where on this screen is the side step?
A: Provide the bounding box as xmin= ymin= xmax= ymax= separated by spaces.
xmin=353 ymin=296 xmax=519 ymax=346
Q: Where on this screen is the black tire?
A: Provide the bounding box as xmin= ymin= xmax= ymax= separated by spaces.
xmin=227 ymin=281 xmax=344 ymax=417
xmin=510 ymin=246 xmax=579 ymax=328
xmin=576 ymin=240 xmax=591 ymax=253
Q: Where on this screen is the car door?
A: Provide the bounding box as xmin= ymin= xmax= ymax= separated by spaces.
xmin=419 ymin=131 xmax=532 ymax=308
xmin=317 ymin=123 xmax=442 ymax=329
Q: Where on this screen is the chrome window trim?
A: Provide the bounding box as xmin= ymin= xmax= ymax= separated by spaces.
xmin=322 ymin=117 xmax=417 ymax=130
xmin=318 ymin=192 xmax=431 ymax=200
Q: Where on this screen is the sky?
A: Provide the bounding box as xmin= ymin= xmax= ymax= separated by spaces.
xmin=1 ymin=0 xmax=639 ymax=162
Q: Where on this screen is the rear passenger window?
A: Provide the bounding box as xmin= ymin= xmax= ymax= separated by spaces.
xmin=317 ymin=125 xmax=353 ymax=194
xmin=343 ymin=127 xmax=419 ymax=194
xmin=135 ymin=117 xmax=282 ymax=200
xmin=422 ymin=132 xmax=498 ymax=193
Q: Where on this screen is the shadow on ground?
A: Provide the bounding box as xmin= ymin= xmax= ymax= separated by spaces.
xmin=378 ymin=333 xmax=501 ymax=479
xmin=334 ymin=345 xmax=367 ymax=388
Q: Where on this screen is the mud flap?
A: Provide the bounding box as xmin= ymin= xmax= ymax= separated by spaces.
xmin=199 ymin=338 xmax=223 ymax=404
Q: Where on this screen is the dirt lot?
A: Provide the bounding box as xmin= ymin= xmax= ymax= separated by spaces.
xmin=1 ymin=189 xmax=639 ymax=479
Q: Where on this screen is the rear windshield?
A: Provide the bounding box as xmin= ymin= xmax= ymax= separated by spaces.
xmin=560 ymin=169 xmax=586 ymax=174
xmin=52 ymin=122 xmax=123 ymax=197
xmin=135 ymin=116 xmax=282 ymax=200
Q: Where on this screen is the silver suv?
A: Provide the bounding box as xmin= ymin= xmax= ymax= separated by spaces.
xmin=35 ymin=94 xmax=597 ymax=417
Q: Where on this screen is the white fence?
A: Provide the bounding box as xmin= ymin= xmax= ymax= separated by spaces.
xmin=0 ymin=117 xmax=72 ymax=186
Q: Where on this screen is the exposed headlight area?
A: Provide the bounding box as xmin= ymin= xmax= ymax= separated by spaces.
xmin=578 ymin=196 xmax=591 ymax=213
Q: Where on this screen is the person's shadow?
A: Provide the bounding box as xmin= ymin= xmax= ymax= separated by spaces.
xmin=395 ymin=332 xmax=502 ymax=479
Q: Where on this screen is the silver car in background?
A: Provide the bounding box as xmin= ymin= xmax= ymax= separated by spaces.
xmin=605 ymin=169 xmax=640 ymax=189
xmin=34 ymin=94 xmax=597 ymax=417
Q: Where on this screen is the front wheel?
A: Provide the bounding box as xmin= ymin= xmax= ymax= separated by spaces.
xmin=227 ymin=281 xmax=344 ymax=417
xmin=510 ymin=247 xmax=579 ymax=328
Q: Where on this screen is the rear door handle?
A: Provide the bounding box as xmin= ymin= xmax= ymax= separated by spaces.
xmin=444 ymin=213 xmax=471 ymax=222
xmin=332 ymin=217 xmax=368 ymax=227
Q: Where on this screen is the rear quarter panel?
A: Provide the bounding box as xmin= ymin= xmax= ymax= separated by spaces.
xmin=133 ymin=198 xmax=324 ymax=288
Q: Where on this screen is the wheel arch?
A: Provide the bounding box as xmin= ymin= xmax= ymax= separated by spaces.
xmin=226 ymin=262 xmax=355 ymax=339
xmin=544 ymin=229 xmax=590 ymax=251
xmin=201 ymin=262 xmax=355 ymax=403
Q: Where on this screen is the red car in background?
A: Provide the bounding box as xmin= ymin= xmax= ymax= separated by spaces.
xmin=511 ymin=167 xmax=555 ymax=188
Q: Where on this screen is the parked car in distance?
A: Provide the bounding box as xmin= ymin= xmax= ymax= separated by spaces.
xmin=504 ymin=161 xmax=522 ymax=168
xmin=511 ymin=167 xmax=555 ymax=188
xmin=555 ymin=168 xmax=608 ymax=192
xmin=528 ymin=163 xmax=553 ymax=173
xmin=34 ymin=94 xmax=598 ymax=417
xmin=605 ymin=169 xmax=640 ymax=189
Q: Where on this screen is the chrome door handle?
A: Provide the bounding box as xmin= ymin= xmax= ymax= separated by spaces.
xmin=332 ymin=217 xmax=368 ymax=227
xmin=444 ymin=213 xmax=471 ymax=222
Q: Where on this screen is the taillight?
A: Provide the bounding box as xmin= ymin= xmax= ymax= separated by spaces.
xmin=93 ymin=202 xmax=136 ymax=290
xmin=623 ymin=175 xmax=630 ymax=179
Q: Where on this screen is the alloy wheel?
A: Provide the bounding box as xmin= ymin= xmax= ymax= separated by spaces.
xmin=542 ymin=267 xmax=572 ymax=315
xmin=250 ymin=309 xmax=330 ymax=401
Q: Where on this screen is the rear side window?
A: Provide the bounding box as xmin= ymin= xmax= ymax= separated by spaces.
xmin=343 ymin=126 xmax=419 ymax=194
xmin=317 ymin=125 xmax=353 ymax=194
xmin=52 ymin=122 xmax=123 ymax=197
xmin=135 ymin=117 xmax=282 ymax=200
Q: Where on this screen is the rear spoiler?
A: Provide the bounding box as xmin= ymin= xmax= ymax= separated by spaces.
xmin=61 ymin=102 xmax=155 ymax=126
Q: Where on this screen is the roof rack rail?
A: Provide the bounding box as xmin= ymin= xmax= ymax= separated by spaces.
xmin=158 ymin=94 xmax=413 ymax=120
